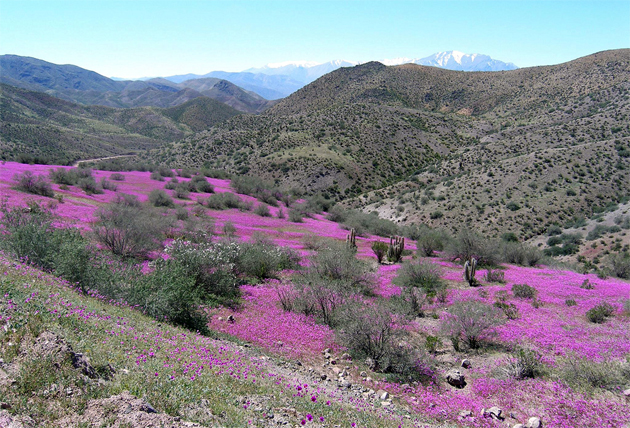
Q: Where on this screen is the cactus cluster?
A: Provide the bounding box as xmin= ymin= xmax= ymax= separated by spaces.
xmin=387 ymin=235 xmax=405 ymax=263
xmin=464 ymin=257 xmax=479 ymax=287
xmin=346 ymin=228 xmax=357 ymax=249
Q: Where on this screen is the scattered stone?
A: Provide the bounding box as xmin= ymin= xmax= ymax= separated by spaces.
xmin=623 ymin=388 xmax=630 ymax=397
xmin=376 ymin=390 xmax=389 ymax=400
xmin=459 ymin=410 xmax=472 ymax=418
xmin=486 ymin=406 xmax=504 ymax=420
xmin=341 ymin=353 xmax=352 ymax=360
xmin=226 ymin=315 xmax=235 ymax=323
xmin=323 ymin=348 xmax=331 ymax=354
xmin=513 ymin=425 xmax=524 ymax=428
xmin=276 ymin=341 xmax=283 ymax=347
xmin=365 ymin=357 xmax=376 ymax=370
xmin=0 ymin=402 xmax=11 ymax=410
xmin=381 ymin=401 xmax=392 ymax=407
xmin=320 ymin=374 xmax=327 ymax=380
xmin=526 ymin=417 xmax=542 ymax=428
xmin=72 ymin=352 xmax=97 ymax=379
xmin=360 ymin=371 xmax=367 ymax=378
xmin=330 ymin=358 xmax=337 ymax=365
xmin=446 ymin=369 xmax=467 ymax=388
xmin=461 ymin=359 xmax=471 ymax=369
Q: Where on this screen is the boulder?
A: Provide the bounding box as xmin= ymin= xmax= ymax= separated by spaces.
xmin=461 ymin=359 xmax=471 ymax=369
xmin=526 ymin=417 xmax=542 ymax=428
xmin=446 ymin=369 xmax=467 ymax=388
xmin=486 ymin=406 xmax=504 ymax=420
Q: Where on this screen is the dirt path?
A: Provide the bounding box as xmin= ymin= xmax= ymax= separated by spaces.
xmin=72 ymin=154 xmax=136 ymax=167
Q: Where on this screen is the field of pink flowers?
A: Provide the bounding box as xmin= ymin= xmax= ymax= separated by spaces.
xmin=1 ymin=161 xmax=629 ymax=427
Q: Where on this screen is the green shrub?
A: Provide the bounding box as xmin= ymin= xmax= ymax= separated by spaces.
xmin=93 ymin=203 xmax=171 ymax=258
xmin=501 ymin=242 xmax=542 ymax=267
xmin=337 ymin=302 xmax=436 ymax=382
xmin=100 ymin=177 xmax=118 ymax=191
xmin=502 ymin=348 xmax=546 ymax=379
xmin=547 ymin=225 xmax=563 ymax=236
xmin=148 ymin=189 xmax=174 ymax=208
xmin=415 ymin=228 xmax=450 ymax=257
xmin=288 ymin=209 xmax=304 ymax=223
xmin=609 ymin=252 xmax=630 ymax=279
xmin=131 ymin=259 xmax=209 ymax=333
xmin=393 ymin=260 xmax=445 ymax=298
xmin=150 ymin=171 xmax=164 ymax=181
xmin=222 ymin=221 xmax=237 ymax=236
xmin=77 ymin=176 xmax=103 ymax=194
xmin=157 ymin=166 xmax=175 ymax=177
xmin=254 ymin=204 xmax=271 ymax=217
xmin=447 ymin=228 xmax=500 ymax=266
xmin=13 ymin=171 xmax=54 ymax=197
xmin=49 ymin=168 xmax=79 ymax=185
xmin=429 ymin=210 xmax=443 ymax=219
xmin=586 ymin=302 xmax=615 ymax=323
xmin=512 ymin=283 xmax=537 ymax=299
xmin=440 ymin=300 xmax=506 ymax=349
xmin=371 ymin=241 xmax=388 ymax=263
xmin=425 ymin=335 xmax=442 ymax=354
xmin=493 ymin=301 xmax=520 ymax=320
xmin=193 ymin=177 xmax=214 ymax=193
xmin=558 ymin=357 xmax=630 ymax=394
xmin=484 ymin=269 xmax=505 ymax=283
xmin=328 ymin=207 xmax=399 ymax=237
xmin=205 ymin=192 xmax=243 ymax=210
xmin=109 ymin=173 xmax=125 ymax=181
xmin=236 ymin=235 xmax=300 ymax=280
xmin=308 ymin=241 xmax=374 ymax=292
xmin=565 ymin=299 xmax=577 ymax=307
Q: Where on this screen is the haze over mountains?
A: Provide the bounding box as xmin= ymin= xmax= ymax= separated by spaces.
xmin=130 ymin=51 xmax=518 ymax=99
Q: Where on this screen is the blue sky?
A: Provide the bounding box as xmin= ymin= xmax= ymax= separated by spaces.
xmin=1 ymin=0 xmax=628 ymax=79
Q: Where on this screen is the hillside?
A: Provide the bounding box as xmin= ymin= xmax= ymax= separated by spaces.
xmin=147 ymin=49 xmax=630 ymax=238
xmin=0 ymin=55 xmax=276 ymax=113
xmin=0 ymin=84 xmax=241 ymax=164
xmin=0 ymin=161 xmax=628 ymax=427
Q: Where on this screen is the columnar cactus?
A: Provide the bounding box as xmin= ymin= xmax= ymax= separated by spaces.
xmin=387 ymin=235 xmax=405 ymax=263
xmin=346 ymin=228 xmax=357 ymax=249
xmin=464 ymin=257 xmax=478 ymax=287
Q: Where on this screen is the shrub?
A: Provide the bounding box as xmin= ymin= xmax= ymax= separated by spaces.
xmin=608 ymin=252 xmax=630 ymax=279
xmin=0 ymin=200 xmax=56 ymax=267
xmin=114 ymin=193 xmax=140 ymax=207
xmin=501 ymin=242 xmax=543 ymax=267
xmin=175 ymin=206 xmax=189 ymax=220
xmin=429 ymin=210 xmax=443 ymax=219
xmin=493 ymin=301 xmax=520 ymax=320
xmin=512 ymin=283 xmax=538 ymax=299
xmin=446 ymin=228 xmax=500 ymax=266
xmin=288 ymin=209 xmax=304 ymax=223
xmin=236 ymin=235 xmax=300 ymax=280
xmin=440 ymin=300 xmax=506 ymax=349
xmin=109 ymin=173 xmax=125 ymax=181
xmin=371 ymin=241 xmax=388 ymax=263
xmin=565 ymin=299 xmax=577 ymax=307
xmin=501 ymin=232 xmax=519 ymax=242
xmin=425 ymin=335 xmax=442 ymax=354
xmin=130 ymin=260 xmax=209 ymax=333
xmin=13 ymin=171 xmax=54 ymax=197
xmin=93 ymin=204 xmax=171 ymax=258
xmin=547 ymin=225 xmax=562 ymax=236
xmin=77 ymin=176 xmax=103 ymax=194
xmin=157 ymin=166 xmax=175 ymax=177
xmin=222 ymin=221 xmax=236 ymax=236
xmin=148 ymin=189 xmax=174 ymax=208
xmin=415 ymin=228 xmax=450 ymax=257
xmin=205 ymin=193 xmax=243 ymax=210
xmin=484 ymin=269 xmax=505 ymax=283
xmin=393 ymin=260 xmax=445 ymax=298
xmin=150 ymin=171 xmax=164 ymax=181
xmin=163 ymin=240 xmax=241 ymax=307
xmin=254 ymin=204 xmax=271 ymax=217
xmin=100 ymin=177 xmax=118 ymax=191
xmin=329 ymin=207 xmax=399 ymax=237
xmin=337 ymin=301 xmax=435 ymax=382
xmin=49 ymin=168 xmax=79 ymax=185
xmin=173 ymin=183 xmax=190 ymax=199
xmin=558 ymin=357 xmax=630 ymax=393
xmin=586 ymin=302 xmax=615 ymax=323
xmin=164 ymin=177 xmax=178 ymax=190
xmin=502 ymin=348 xmax=546 ymax=379
xmin=193 ymin=177 xmax=214 ymax=193
xmin=308 ymin=241 xmax=374 ymax=292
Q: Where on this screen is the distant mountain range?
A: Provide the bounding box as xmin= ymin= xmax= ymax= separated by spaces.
xmin=0 ymin=55 xmax=275 ymax=113
xmin=128 ymin=52 xmax=517 ymax=99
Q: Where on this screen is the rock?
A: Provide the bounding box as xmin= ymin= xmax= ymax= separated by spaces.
xmin=331 ymin=367 xmax=341 ymax=375
xmin=323 ymin=348 xmax=331 ymax=354
xmin=486 ymin=406 xmax=504 ymax=420
xmin=360 ymin=371 xmax=367 ymax=378
xmin=446 ymin=369 xmax=467 ymax=388
xmin=0 ymin=402 xmax=10 ymax=410
xmin=330 ymin=358 xmax=337 ymax=365
xmin=72 ymin=352 xmax=97 ymax=379
xmin=459 ymin=410 xmax=472 ymax=418
xmin=623 ymin=388 xmax=630 ymax=397
xmin=381 ymin=401 xmax=392 ymax=407
xmin=365 ymin=377 xmax=373 ymax=382
xmin=376 ymin=390 xmax=389 ymax=400
xmin=365 ymin=357 xmax=376 ymax=370
xmin=276 ymin=341 xmax=283 ymax=347
xmin=526 ymin=417 xmax=542 ymax=428
xmin=513 ymin=425 xmax=524 ymax=428
xmin=226 ymin=315 xmax=235 ymax=323
xmin=341 ymin=353 xmax=352 ymax=360
xmin=461 ymin=359 xmax=471 ymax=369
xmin=320 ymin=374 xmax=327 ymax=380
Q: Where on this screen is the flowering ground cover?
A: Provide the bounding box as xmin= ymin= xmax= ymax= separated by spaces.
xmin=1 ymin=161 xmax=629 ymax=427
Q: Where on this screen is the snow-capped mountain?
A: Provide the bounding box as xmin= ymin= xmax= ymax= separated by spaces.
xmin=245 ymin=60 xmax=358 ymax=84
xmin=412 ymin=51 xmax=518 ymax=72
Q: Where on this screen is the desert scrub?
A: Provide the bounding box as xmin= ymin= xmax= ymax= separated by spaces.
xmin=586 ymin=302 xmax=615 ymax=323
xmin=440 ymin=300 xmax=506 ymax=350
xmin=484 ymin=268 xmax=505 ymax=283
xmin=148 ymin=189 xmax=175 ymax=208
xmin=501 ymin=347 xmax=547 ymax=379
xmin=371 ymin=241 xmax=388 ymax=263
xmin=512 ymin=283 xmax=538 ymax=299
xmin=608 ymin=252 xmax=630 ymax=279
xmin=13 ymin=171 xmax=54 ymax=197
xmin=558 ymin=357 xmax=630 ymax=394
xmin=393 ymin=260 xmax=445 ymax=298
xmin=236 ymin=234 xmax=300 ymax=280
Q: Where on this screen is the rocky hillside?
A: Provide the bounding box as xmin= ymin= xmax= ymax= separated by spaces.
xmin=147 ymin=50 xmax=630 ymax=239
xmin=0 ymin=84 xmax=241 ymax=164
